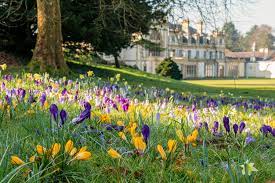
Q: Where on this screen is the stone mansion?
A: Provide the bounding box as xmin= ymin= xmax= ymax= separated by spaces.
xmin=103 ymin=19 xmax=273 ymax=78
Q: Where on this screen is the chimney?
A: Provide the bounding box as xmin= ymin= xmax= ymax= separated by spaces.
xmin=197 ymin=20 xmax=203 ymax=35
xmin=182 ymin=19 xmax=190 ymax=34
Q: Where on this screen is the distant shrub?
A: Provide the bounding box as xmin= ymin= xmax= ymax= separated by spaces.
xmin=155 ymin=57 xmax=182 ymax=80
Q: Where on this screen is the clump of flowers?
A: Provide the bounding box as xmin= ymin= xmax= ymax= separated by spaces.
xmin=10 ymin=140 xmax=91 ymax=180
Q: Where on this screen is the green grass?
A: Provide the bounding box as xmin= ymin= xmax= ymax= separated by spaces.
xmin=68 ymin=61 xmax=275 ymax=98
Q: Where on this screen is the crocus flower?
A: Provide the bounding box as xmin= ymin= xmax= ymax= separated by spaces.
xmin=40 ymin=93 xmax=46 ymax=106
xmin=108 ymin=148 xmax=121 ymax=159
xmin=71 ymin=102 xmax=91 ymax=125
xmin=36 ymin=145 xmax=47 ymax=155
xmin=239 ymin=122 xmax=246 ymax=133
xmin=5 ymin=95 xmax=11 ymax=105
xmin=271 ymin=128 xmax=275 ymax=137
xmin=73 ymin=151 xmax=91 ymax=160
xmin=212 ymin=121 xmax=219 ymax=133
xmin=51 ymin=143 xmax=61 ymax=158
xmin=133 ymin=136 xmax=146 ymax=152
xmin=65 ymin=140 xmax=74 ymax=153
xmin=203 ymin=122 xmax=209 ymax=131
xmin=141 ymin=124 xmax=150 ymax=144
xmin=260 ymin=125 xmax=271 ymax=135
xmin=223 ymin=116 xmax=230 ymax=133
xmin=233 ymin=124 xmax=238 ymax=135
xmin=245 ymin=135 xmax=255 ymax=145
xmin=167 ymin=139 xmax=177 ymax=153
xmin=60 ymin=109 xmax=67 ymax=126
xmin=157 ymin=145 xmax=167 ymax=160
xmin=50 ymin=104 xmax=58 ymax=122
xmin=11 ymin=156 xmax=25 ymax=165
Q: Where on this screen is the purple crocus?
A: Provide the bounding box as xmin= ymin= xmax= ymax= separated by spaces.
xmin=233 ymin=123 xmax=238 ymax=135
xmin=40 ymin=93 xmax=46 ymax=106
xmin=71 ymin=102 xmax=91 ymax=125
xmin=212 ymin=121 xmax=219 ymax=133
xmin=223 ymin=116 xmax=230 ymax=133
xmin=60 ymin=109 xmax=67 ymax=126
xmin=260 ymin=125 xmax=272 ymax=136
xmin=239 ymin=122 xmax=246 ymax=133
xmin=50 ymin=104 xmax=58 ymax=122
xmin=245 ymin=135 xmax=256 ymax=144
xmin=141 ymin=124 xmax=150 ymax=143
xmin=5 ymin=95 xmax=11 ymax=105
xmin=17 ymin=88 xmax=26 ymax=101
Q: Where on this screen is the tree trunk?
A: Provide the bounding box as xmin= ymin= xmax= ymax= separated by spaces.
xmin=32 ymin=0 xmax=67 ymax=72
xmin=114 ymin=55 xmax=120 ymax=68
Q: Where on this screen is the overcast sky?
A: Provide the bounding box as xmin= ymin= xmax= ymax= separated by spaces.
xmin=231 ymin=0 xmax=275 ymax=33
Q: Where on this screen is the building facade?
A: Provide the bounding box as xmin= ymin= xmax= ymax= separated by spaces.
xmin=103 ymin=19 xmax=226 ymax=79
xmin=103 ymin=20 xmax=275 ymax=79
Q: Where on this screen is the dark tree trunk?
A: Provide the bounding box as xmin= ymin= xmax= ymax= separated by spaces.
xmin=32 ymin=0 xmax=67 ymax=72
xmin=114 ymin=55 xmax=120 ymax=68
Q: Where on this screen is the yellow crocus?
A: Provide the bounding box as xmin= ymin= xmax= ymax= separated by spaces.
xmin=108 ymin=148 xmax=121 ymax=159
xmin=51 ymin=143 xmax=61 ymax=157
xmin=29 ymin=156 xmax=36 ymax=162
xmin=78 ymin=146 xmax=87 ymax=153
xmin=117 ymin=121 xmax=124 ymax=126
xmin=65 ymin=140 xmax=74 ymax=153
xmin=176 ymin=129 xmax=185 ymax=142
xmin=191 ymin=129 xmax=199 ymax=139
xmin=69 ymin=147 xmax=78 ymax=156
xmin=36 ymin=145 xmax=47 ymax=155
xmin=157 ymin=145 xmax=167 ymax=160
xmin=133 ymin=136 xmax=146 ymax=152
xmin=167 ymin=139 xmax=177 ymax=153
xmin=0 ymin=64 xmax=7 ymax=70
xmin=79 ymin=74 xmax=85 ymax=79
xmin=118 ymin=132 xmax=127 ymax=140
xmin=73 ymin=151 xmax=91 ymax=161
xmin=130 ymin=123 xmax=137 ymax=137
xmin=87 ymin=70 xmax=94 ymax=77
xmin=11 ymin=156 xmax=25 ymax=165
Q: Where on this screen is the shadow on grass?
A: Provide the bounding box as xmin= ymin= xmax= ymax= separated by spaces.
xmin=68 ymin=62 xmax=275 ymax=99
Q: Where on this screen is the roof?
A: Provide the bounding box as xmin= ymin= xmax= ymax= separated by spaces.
xmin=225 ymin=49 xmax=275 ymax=60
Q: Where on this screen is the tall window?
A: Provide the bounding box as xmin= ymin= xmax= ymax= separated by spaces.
xmin=209 ymin=51 xmax=212 ymax=60
xmin=204 ymin=51 xmax=207 ymax=59
xmin=186 ymin=65 xmax=197 ymax=78
xmin=188 ymin=50 xmax=191 ymax=59
xmin=195 ymin=51 xmax=200 ymax=58
xmin=205 ymin=64 xmax=213 ymax=77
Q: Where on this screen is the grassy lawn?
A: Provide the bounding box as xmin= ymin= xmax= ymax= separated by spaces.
xmin=68 ymin=62 xmax=275 ymax=99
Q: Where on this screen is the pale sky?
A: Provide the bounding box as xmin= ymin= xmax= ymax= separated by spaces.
xmin=231 ymin=0 xmax=275 ymax=33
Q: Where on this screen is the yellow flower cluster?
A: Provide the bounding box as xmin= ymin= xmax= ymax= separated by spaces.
xmin=11 ymin=140 xmax=91 ymax=167
xmin=176 ymin=129 xmax=198 ymax=146
xmin=157 ymin=139 xmax=177 ymax=161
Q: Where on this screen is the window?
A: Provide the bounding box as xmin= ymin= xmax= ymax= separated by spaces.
xmin=186 ymin=65 xmax=197 ymax=77
xmin=182 ymin=36 xmax=188 ymax=43
xmin=205 ymin=64 xmax=213 ymax=77
xmin=176 ymin=50 xmax=183 ymax=57
xmin=143 ymin=65 xmax=147 ymax=71
xmin=195 ymin=51 xmax=200 ymax=58
xmin=187 ymin=50 xmax=191 ymax=59
xmin=169 ymin=49 xmax=175 ymax=57
xmin=219 ymin=39 xmax=223 ymax=45
xmin=209 ymin=51 xmax=212 ymax=60
xmin=191 ymin=37 xmax=196 ymax=44
xmin=149 ymin=49 xmax=161 ymax=57
xmin=204 ymin=51 xmax=207 ymax=59
xmin=228 ymin=65 xmax=239 ymax=77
